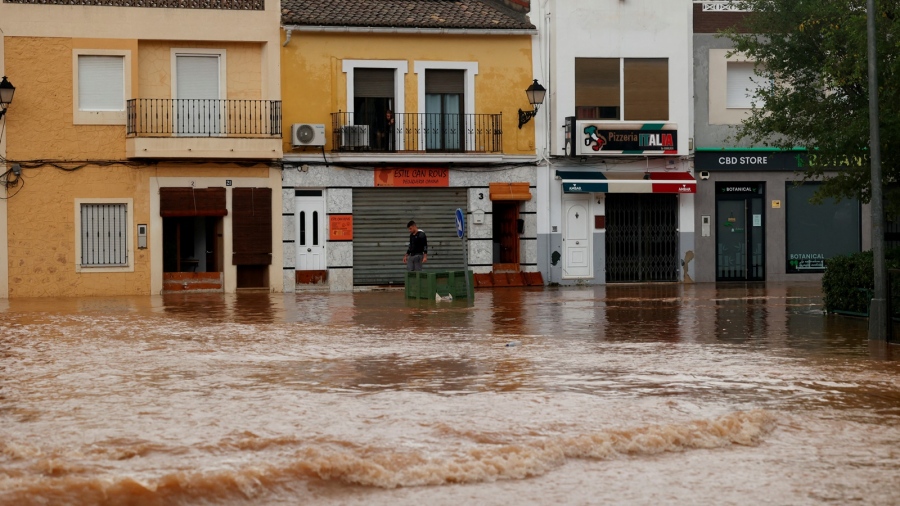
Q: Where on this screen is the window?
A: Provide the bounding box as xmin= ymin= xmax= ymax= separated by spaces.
xmin=72 ymin=49 xmax=131 ymax=125
xmin=343 ymin=60 xmax=408 ymax=149
xmin=727 ymin=62 xmax=765 ymax=108
xmin=75 ymin=200 xmax=135 ymax=272
xmin=79 ymin=56 xmax=125 ymax=111
xmin=785 ymin=182 xmax=860 ymax=273
xmin=575 ymin=58 xmax=669 ymax=121
xmin=424 ymin=69 xmax=464 ymax=151
xmin=709 ymin=49 xmax=763 ymax=124
xmin=413 ymin=61 xmax=478 ymax=151
xmin=172 ymin=49 xmax=226 ymax=136
xmin=75 ymin=199 xmax=133 ymax=272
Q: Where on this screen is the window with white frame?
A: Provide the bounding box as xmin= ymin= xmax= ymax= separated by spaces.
xmin=75 ymin=199 xmax=134 ymax=272
xmin=73 ymin=49 xmax=131 ymax=125
xmin=413 ymin=61 xmax=478 ymax=152
xmin=726 ymin=61 xmax=765 ymax=108
xmin=575 ymin=58 xmax=669 ymax=121
xmin=342 ymin=60 xmax=408 ymax=150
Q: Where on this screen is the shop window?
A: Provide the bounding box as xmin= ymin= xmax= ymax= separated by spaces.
xmin=575 ymin=58 xmax=668 ymax=121
xmin=786 ymin=183 xmax=860 ymax=273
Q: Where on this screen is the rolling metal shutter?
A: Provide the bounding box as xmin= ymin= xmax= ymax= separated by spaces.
xmin=353 ymin=188 xmax=467 ymax=285
xmin=354 ymin=68 xmax=394 ymax=98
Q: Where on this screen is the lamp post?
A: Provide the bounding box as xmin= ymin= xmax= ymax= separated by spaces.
xmin=518 ymin=79 xmax=546 ymax=129
xmin=0 ymin=76 xmax=15 ymax=120
xmin=866 ymin=0 xmax=888 ymax=340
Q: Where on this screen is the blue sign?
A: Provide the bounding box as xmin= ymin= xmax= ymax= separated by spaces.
xmin=455 ymin=208 xmax=465 ymax=239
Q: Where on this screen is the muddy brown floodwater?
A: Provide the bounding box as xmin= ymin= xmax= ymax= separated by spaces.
xmin=1 ymin=282 xmax=899 ymax=505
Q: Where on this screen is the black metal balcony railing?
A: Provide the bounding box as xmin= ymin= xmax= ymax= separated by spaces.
xmin=330 ymin=111 xmax=502 ymax=153
xmin=127 ymin=99 xmax=282 ymax=137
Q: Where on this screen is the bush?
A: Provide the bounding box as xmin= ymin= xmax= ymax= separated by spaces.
xmin=822 ymin=249 xmax=900 ymax=315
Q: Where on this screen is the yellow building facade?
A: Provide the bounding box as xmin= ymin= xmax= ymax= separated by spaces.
xmin=0 ymin=0 xmax=282 ymax=297
xmin=279 ymin=1 xmax=541 ymax=292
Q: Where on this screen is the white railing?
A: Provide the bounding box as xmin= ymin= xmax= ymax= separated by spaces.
xmin=701 ymin=1 xmax=750 ymax=12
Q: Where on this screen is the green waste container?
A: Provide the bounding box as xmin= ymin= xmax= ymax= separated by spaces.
xmin=405 ymin=270 xmax=474 ymax=300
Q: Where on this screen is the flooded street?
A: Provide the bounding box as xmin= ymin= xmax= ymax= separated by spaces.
xmin=2 ymin=282 xmax=899 ymax=505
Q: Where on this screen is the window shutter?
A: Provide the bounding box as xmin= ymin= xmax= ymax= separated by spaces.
xmin=232 ymin=188 xmax=273 ymax=265
xmin=354 ymin=68 xmax=394 ymax=98
xmin=78 ymin=55 xmax=125 ymax=111
xmin=159 ymin=188 xmax=227 ymax=217
xmin=425 ymin=70 xmax=464 ymax=94
xmin=727 ymin=62 xmax=760 ymax=108
xmin=176 ymin=55 xmax=220 ymax=99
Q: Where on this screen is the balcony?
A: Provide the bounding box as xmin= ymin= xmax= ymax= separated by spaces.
xmin=330 ymin=111 xmax=502 ymax=155
xmin=126 ymin=99 xmax=282 ymax=160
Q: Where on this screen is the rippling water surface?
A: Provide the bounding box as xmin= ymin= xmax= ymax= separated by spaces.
xmin=2 ymin=282 xmax=899 ymax=505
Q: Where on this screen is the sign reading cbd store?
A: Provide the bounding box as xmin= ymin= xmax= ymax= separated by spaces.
xmin=569 ymin=119 xmax=678 ymax=156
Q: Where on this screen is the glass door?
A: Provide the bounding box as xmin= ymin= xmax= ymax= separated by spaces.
xmin=716 ymin=183 xmax=765 ymax=281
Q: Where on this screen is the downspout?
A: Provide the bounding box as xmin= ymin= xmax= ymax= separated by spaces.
xmin=283 ymin=28 xmax=293 ymax=47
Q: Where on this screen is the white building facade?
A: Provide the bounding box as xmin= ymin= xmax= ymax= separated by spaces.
xmin=530 ymin=0 xmax=696 ymax=284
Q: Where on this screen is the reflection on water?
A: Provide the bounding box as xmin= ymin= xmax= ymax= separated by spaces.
xmin=1 ymin=282 xmax=899 ymax=505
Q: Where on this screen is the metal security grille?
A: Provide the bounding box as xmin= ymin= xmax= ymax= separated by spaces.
xmin=352 ymin=188 xmax=467 ymax=285
xmin=605 ymin=193 xmax=678 ymax=282
xmin=81 ymin=203 xmax=127 ymax=266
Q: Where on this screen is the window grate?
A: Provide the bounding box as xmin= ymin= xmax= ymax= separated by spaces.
xmin=81 ymin=203 xmax=128 ymax=266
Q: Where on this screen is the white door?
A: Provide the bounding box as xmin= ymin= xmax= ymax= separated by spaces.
xmin=563 ymin=195 xmax=592 ymax=278
xmin=175 ymin=54 xmax=221 ymax=135
xmin=295 ymin=197 xmax=326 ymax=270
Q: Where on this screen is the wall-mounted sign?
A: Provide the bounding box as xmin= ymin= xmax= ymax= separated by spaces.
xmin=563 ymin=182 xmax=608 ymax=193
xmin=329 ymin=215 xmax=353 ymax=241
xmin=716 ymin=182 xmax=764 ymax=195
xmin=695 ymin=151 xmax=808 ymax=171
xmin=375 ymin=168 xmax=449 ymax=187
xmin=573 ymin=121 xmax=678 ymax=156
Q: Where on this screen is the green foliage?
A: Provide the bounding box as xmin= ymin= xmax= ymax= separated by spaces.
xmin=822 ymin=249 xmax=900 ymax=315
xmin=724 ymin=0 xmax=900 ymax=214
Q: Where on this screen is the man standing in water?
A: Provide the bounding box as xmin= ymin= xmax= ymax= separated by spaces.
xmin=403 ymin=220 xmax=427 ymax=271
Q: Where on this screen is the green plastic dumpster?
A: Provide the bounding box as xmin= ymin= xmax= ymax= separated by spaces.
xmin=405 ymin=270 xmax=474 ymax=300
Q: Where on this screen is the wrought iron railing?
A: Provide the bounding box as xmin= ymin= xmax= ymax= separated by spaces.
xmin=330 ymin=111 xmax=502 ymax=153
xmin=700 ymin=1 xmax=749 ymax=11
xmin=127 ymin=99 xmax=281 ymax=137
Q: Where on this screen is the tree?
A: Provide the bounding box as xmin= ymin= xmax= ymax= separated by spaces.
xmin=724 ymin=0 xmax=900 ymax=210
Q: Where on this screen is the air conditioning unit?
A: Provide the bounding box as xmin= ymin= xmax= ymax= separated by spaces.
xmin=291 ymin=123 xmax=326 ymax=148
xmin=340 ymin=125 xmax=370 ymax=148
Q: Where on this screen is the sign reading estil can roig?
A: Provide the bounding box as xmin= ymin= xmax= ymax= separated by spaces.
xmin=375 ymin=168 xmax=449 ymax=187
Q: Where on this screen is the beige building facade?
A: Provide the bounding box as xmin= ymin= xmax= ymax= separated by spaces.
xmin=0 ymin=0 xmax=283 ymax=297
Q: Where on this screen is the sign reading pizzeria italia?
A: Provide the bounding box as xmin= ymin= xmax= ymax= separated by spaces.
xmin=573 ymin=121 xmax=678 ymax=156
xmin=375 ymin=168 xmax=449 ymax=187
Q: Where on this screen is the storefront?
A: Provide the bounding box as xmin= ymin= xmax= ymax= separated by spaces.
xmin=693 ymin=150 xmax=868 ymax=283
xmin=281 ymin=164 xmax=537 ymax=291
xmin=544 ymin=121 xmax=695 ymax=285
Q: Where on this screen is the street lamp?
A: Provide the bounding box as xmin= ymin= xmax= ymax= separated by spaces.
xmin=0 ymin=76 xmax=15 ymax=120
xmin=518 ymin=79 xmax=546 ymax=129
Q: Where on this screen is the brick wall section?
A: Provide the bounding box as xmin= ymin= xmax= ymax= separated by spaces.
xmin=693 ymin=3 xmax=751 ymax=34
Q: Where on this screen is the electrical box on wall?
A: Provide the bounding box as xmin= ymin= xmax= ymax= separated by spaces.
xmin=472 ymin=210 xmax=485 ymax=224
xmin=137 ymin=224 xmax=147 ymax=249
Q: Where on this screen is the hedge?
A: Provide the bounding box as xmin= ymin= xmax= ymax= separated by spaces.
xmin=822 ymin=249 xmax=900 ymax=315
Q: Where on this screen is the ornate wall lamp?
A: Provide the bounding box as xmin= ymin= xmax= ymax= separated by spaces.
xmin=518 ymin=79 xmax=546 ymax=129
xmin=0 ymin=76 xmax=15 ymax=120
